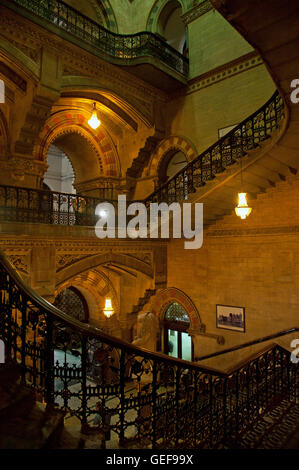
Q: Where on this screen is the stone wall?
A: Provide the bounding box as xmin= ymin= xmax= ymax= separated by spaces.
xmin=166 ymin=174 xmax=299 ymax=365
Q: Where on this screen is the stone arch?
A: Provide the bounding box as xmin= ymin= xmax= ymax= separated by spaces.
xmin=34 ymin=110 xmax=121 ymax=179
xmin=61 ymin=78 xmax=153 ymax=127
xmin=56 ymin=252 xmax=154 ymax=286
xmin=151 ymin=287 xmax=204 ymax=333
xmin=54 ymin=285 xmax=89 ymax=322
xmin=146 ymin=0 xmax=190 ymax=32
xmin=55 ymin=268 xmax=119 ymax=317
xmin=96 ymin=0 xmax=118 ymax=32
xmin=148 ymin=135 xmax=197 ymax=179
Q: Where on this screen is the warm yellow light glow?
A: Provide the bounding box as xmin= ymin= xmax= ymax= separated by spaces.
xmin=235 ymin=192 xmax=252 ymax=220
xmin=88 ymin=103 xmax=101 ymax=130
xmin=103 ymin=297 xmax=114 ymax=318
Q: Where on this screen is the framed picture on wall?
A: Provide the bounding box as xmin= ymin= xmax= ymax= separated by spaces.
xmin=216 ymin=304 xmax=245 ymax=332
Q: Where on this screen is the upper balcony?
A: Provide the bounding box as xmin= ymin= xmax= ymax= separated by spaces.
xmin=2 ymin=0 xmax=189 ymax=91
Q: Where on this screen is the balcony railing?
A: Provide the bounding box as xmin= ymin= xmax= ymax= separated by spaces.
xmin=0 ymin=252 xmax=297 ymax=448
xmin=0 ymin=91 xmax=285 ymax=228
xmin=145 ymin=91 xmax=285 ymax=205
xmin=9 ymin=0 xmax=189 ymax=76
xmin=0 ymin=184 xmax=117 ymax=227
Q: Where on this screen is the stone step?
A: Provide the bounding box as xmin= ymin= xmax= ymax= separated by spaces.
xmin=0 ymin=362 xmax=35 ymax=418
xmin=0 ymin=402 xmax=65 ymax=449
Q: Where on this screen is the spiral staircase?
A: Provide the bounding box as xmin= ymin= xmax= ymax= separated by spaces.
xmin=0 ymin=0 xmax=299 ymax=450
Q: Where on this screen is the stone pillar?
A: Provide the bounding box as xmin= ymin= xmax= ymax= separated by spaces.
xmin=6 ymin=48 xmax=63 ymax=189
xmin=29 ymin=245 xmax=56 ymax=300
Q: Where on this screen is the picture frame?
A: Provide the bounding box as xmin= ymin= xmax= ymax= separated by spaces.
xmin=216 ymin=304 xmax=245 ymax=332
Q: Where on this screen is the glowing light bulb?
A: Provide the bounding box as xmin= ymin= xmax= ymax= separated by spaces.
xmin=235 ymin=192 xmax=252 ymax=220
xmin=88 ymin=103 xmax=101 ymax=130
xmin=103 ymin=298 xmax=114 ymax=318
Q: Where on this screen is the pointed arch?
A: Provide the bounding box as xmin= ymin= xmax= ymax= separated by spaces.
xmin=56 ymin=252 xmax=154 ymax=286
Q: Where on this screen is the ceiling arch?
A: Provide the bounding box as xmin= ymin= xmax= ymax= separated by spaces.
xmin=34 ymin=109 xmax=121 ymax=179
xmin=56 ymin=251 xmax=154 ymax=286
xmin=56 ymin=268 xmax=119 ymax=316
xmin=60 ymin=78 xmax=153 ymax=127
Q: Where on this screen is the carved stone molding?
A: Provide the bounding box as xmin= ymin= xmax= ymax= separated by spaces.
xmin=0 ymin=156 xmax=47 ymax=182
xmin=56 ymin=254 xmax=91 ymax=272
xmin=207 ymin=225 xmax=299 ymax=238
xmin=125 ymin=252 xmax=153 ymax=266
xmin=0 ymin=6 xmax=166 ymax=124
xmin=3 ymin=248 xmax=31 ymax=275
xmin=187 ymin=52 xmax=263 ymax=95
xmin=181 ymin=0 xmax=213 ymax=25
xmin=7 ymin=255 xmax=29 ymax=274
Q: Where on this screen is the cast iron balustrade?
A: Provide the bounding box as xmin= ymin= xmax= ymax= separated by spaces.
xmin=145 ymin=91 xmax=285 ymax=205
xmin=0 ymin=252 xmax=297 ymax=448
xmin=0 ymin=184 xmax=116 ymax=226
xmin=8 ymin=0 xmax=189 ymax=76
xmin=0 ymin=92 xmax=285 ymax=228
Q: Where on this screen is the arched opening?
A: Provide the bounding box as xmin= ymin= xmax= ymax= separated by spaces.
xmin=157 ymin=1 xmax=187 ymax=54
xmin=158 ymin=149 xmax=188 ymax=185
xmin=53 ymin=286 xmax=89 ymax=379
xmin=163 ymin=302 xmax=193 ymax=361
xmin=44 ymin=145 xmax=75 ymax=194
xmin=54 ymin=286 xmax=89 ymax=323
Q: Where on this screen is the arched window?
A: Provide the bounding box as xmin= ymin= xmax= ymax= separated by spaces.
xmin=54 ymin=286 xmax=89 ymax=323
xmin=157 ymin=1 xmax=187 ymax=54
xmin=163 ymin=302 xmax=193 ymax=361
xmin=158 ymin=149 xmax=188 ymax=185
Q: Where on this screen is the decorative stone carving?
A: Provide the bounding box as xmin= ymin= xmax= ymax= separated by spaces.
xmin=132 ymin=311 xmax=158 ymax=352
xmin=0 ymin=7 xmax=164 ymax=126
xmin=0 ymin=156 xmax=47 ymax=183
xmin=7 ymin=255 xmax=29 ymax=274
xmin=187 ymin=52 xmax=263 ymax=95
xmin=56 ymin=254 xmax=90 ymax=272
xmin=181 ymin=0 xmax=213 ymax=24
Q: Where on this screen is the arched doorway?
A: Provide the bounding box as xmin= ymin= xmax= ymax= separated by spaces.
xmin=157 ymin=1 xmax=187 ymax=54
xmin=163 ymin=302 xmax=193 ymax=361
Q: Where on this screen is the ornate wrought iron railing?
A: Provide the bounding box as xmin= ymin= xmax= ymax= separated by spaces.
xmin=145 ymin=91 xmax=285 ymax=205
xmin=0 ymin=92 xmax=286 ymax=227
xmin=9 ymin=0 xmax=189 ymax=76
xmin=0 ymin=252 xmax=297 ymax=448
xmin=0 ymin=184 xmax=116 ymax=226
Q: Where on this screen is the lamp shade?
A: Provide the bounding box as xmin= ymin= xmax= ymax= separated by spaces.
xmin=235 ymin=192 xmax=252 ymax=220
xmin=103 ymin=297 xmax=114 ymax=318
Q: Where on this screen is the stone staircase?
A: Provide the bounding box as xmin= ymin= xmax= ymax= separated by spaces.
xmin=130 ymin=288 xmax=156 ymax=317
xmin=0 ymin=362 xmax=65 ymax=449
xmin=207 ymin=0 xmax=299 ymax=223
